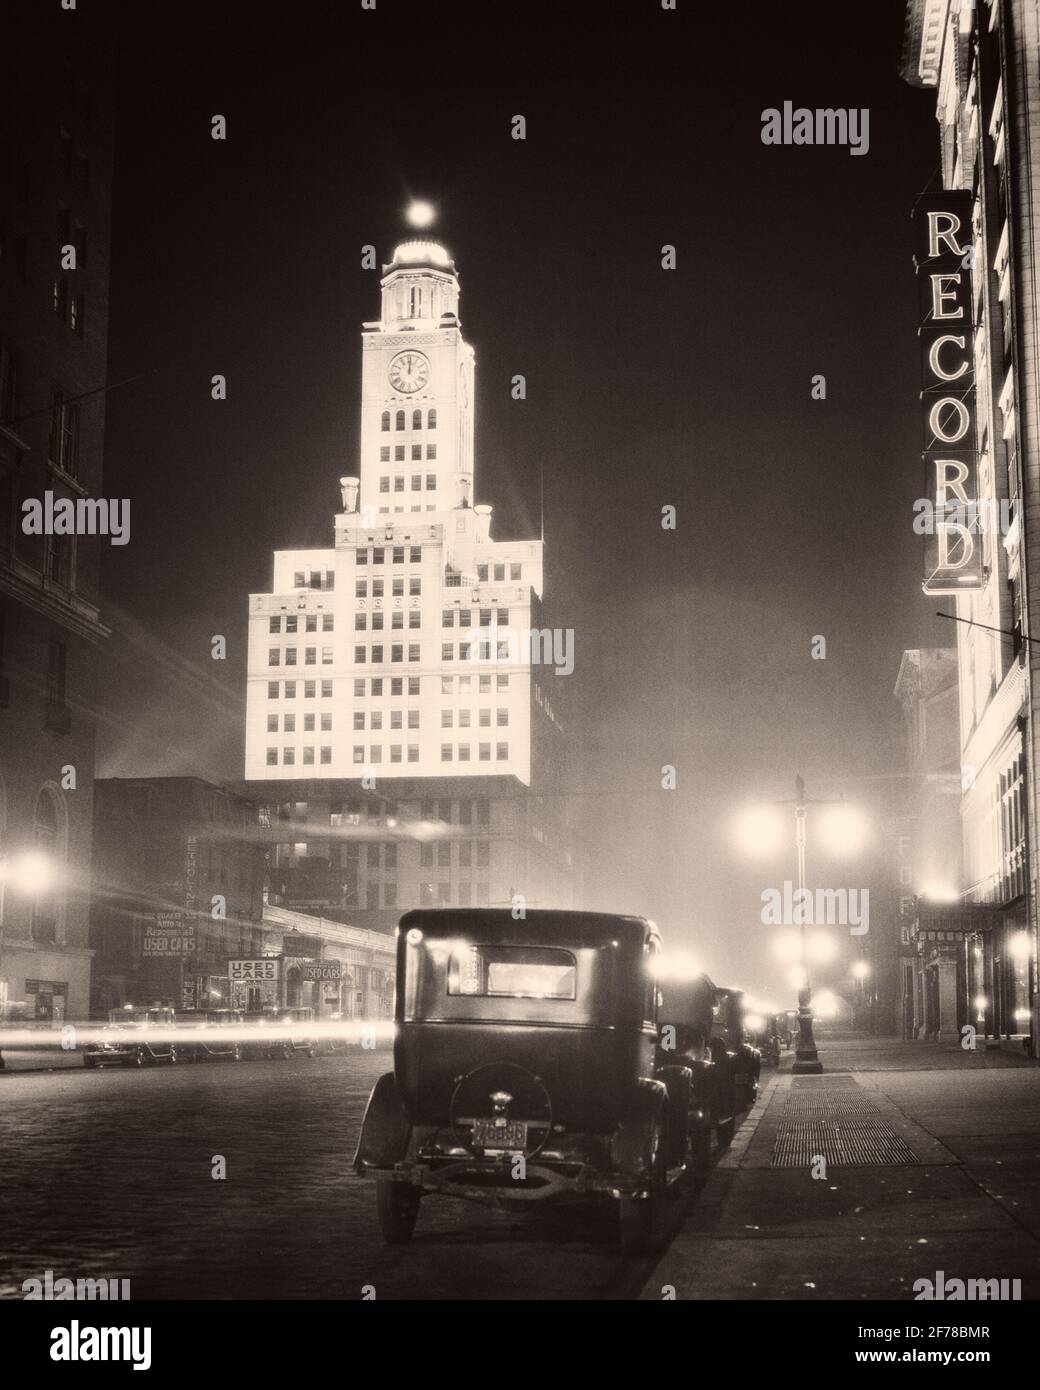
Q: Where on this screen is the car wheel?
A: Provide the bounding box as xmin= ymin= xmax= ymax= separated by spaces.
xmin=231 ymin=1046 xmax=242 ymax=1062
xmin=306 ymin=1045 xmax=318 ymax=1059
xmin=168 ymin=1047 xmax=179 ymax=1065
xmin=134 ymin=1047 xmax=148 ymax=1068
xmin=83 ymin=1055 xmax=97 ymax=1069
xmin=619 ymin=1122 xmax=666 ymax=1256
xmin=281 ymin=1044 xmax=293 ymax=1060
xmin=376 ymin=1180 xmax=420 ymax=1245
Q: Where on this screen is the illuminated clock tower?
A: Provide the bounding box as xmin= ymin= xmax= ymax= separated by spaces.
xmin=357 ymin=239 xmax=475 ymax=518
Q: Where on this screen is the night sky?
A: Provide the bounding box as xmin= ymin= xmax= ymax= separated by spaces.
xmin=95 ymin=0 xmax=941 ymax=996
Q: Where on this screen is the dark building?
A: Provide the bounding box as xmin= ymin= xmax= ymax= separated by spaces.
xmin=0 ymin=7 xmax=114 ymax=1022
xmin=90 ymin=777 xmax=266 ymax=1017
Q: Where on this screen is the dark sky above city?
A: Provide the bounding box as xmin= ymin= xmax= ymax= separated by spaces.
xmin=96 ymin=0 xmax=941 ymax=998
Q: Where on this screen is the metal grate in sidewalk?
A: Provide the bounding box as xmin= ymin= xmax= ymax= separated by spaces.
xmin=771 ymin=1081 xmax=919 ymax=1167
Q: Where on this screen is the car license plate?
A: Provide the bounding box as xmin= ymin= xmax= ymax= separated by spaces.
xmin=472 ymin=1118 xmax=527 ymax=1152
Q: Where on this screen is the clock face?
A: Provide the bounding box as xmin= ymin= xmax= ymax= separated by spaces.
xmin=388 ymin=351 xmax=430 ymax=394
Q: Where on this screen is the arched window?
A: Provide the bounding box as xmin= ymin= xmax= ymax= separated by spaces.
xmin=380 ymin=411 xmax=390 ymax=432
xmin=427 ymin=408 xmax=437 ymax=429
xmin=31 ymin=785 xmax=66 ymax=944
xmin=412 ymin=409 xmax=422 ymax=430
xmin=395 ymin=410 xmax=405 ymax=430
xmin=409 ymin=286 xmax=422 ymax=317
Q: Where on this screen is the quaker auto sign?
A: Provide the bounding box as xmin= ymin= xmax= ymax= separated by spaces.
xmin=913 ymin=191 xmax=985 ymax=594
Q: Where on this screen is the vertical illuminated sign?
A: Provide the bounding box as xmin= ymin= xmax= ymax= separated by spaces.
xmin=914 ymin=191 xmax=985 ymax=593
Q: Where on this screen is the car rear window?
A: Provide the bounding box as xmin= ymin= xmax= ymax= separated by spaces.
xmin=447 ymin=946 xmax=577 ymax=1000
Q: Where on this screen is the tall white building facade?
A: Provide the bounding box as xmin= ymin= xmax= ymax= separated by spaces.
xmin=243 ymin=232 xmax=575 ymax=928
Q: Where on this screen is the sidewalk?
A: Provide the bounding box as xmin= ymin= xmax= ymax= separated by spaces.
xmin=641 ymin=1036 xmax=1040 ymax=1300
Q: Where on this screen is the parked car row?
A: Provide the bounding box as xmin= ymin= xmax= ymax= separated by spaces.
xmin=353 ymin=908 xmax=774 ymax=1254
xmin=81 ymin=1006 xmax=325 ymax=1068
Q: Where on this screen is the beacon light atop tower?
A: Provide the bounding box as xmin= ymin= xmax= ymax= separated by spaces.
xmin=405 ymin=199 xmax=436 ymax=229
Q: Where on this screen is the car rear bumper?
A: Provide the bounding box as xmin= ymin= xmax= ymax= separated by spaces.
xmin=358 ymin=1158 xmax=649 ymax=1204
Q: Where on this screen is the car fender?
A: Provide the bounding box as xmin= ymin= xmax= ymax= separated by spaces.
xmin=611 ymin=1078 xmax=668 ymax=1179
xmin=353 ymin=1072 xmax=412 ymax=1173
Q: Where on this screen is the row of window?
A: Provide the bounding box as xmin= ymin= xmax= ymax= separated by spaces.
xmin=267 ymin=713 xmax=334 ymax=733
xmin=381 ymin=409 xmax=436 ymax=431
xmin=352 ymin=742 xmax=508 ymax=763
xmin=355 ymin=611 xmax=421 ymax=630
xmin=418 ymin=842 xmax=491 ymax=869
xmin=377 ymin=505 xmax=438 ymax=513
xmin=441 ymin=641 xmax=515 ymax=662
xmin=352 ymin=677 xmax=422 ymax=697
xmin=441 ymin=709 xmax=509 ymax=728
xmin=379 ymin=449 xmax=436 ymax=467
xmin=353 ymin=710 xmax=421 ymax=730
xmin=266 ymin=747 xmax=333 ymax=766
xmin=440 ymin=743 xmax=509 ymax=762
xmin=356 ymin=547 xmax=423 ymax=567
xmin=269 ymin=614 xmax=334 ymax=634
xmin=292 ymin=570 xmax=335 ymax=590
xmin=442 ymin=675 xmax=509 ymax=695
xmin=443 ymin=608 xmax=509 ymax=628
xmin=267 ymin=680 xmax=334 ymax=699
xmin=479 ymin=563 xmax=522 ymax=582
xmin=358 ymin=883 xmax=491 ymax=909
xmin=268 ymin=647 xmax=334 ymax=667
xmin=353 ymin=644 xmax=421 ymax=664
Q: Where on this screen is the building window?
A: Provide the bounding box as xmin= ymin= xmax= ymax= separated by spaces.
xmin=458 ymin=744 xmax=470 ymax=761
xmin=283 ymin=748 xmax=295 ymax=765
xmin=477 ymin=565 xmax=488 ymax=581
xmin=372 ymin=678 xmax=383 ymax=695
xmin=303 ymin=747 xmax=315 ymax=765
xmin=48 ymin=392 xmax=80 ymax=477
xmin=267 ymin=747 xmax=278 ymax=765
xmin=381 ymin=411 xmax=390 ymax=431
xmin=441 ymin=744 xmax=453 ymax=761
xmin=407 ymin=744 xmax=419 ymax=762
xmin=497 ymin=709 xmax=508 ymax=727
xmin=268 ymin=681 xmax=279 ymax=698
xmin=305 ymin=647 xmax=316 ymax=665
xmin=412 ymin=409 xmax=422 ymax=429
xmin=395 ymin=410 xmax=405 ymax=430
xmin=320 ymin=746 xmax=332 ymax=764
xmin=304 ymin=680 xmax=315 ymax=697
xmin=322 ymin=614 xmax=334 ymax=632
xmin=408 ymin=677 xmax=420 ymax=695
xmin=409 ymin=577 xmax=421 ymax=596
xmin=442 ymin=709 xmax=453 ymax=728
xmin=409 ymin=612 xmax=420 ymax=630
xmin=321 ymin=680 xmax=332 ymax=697
xmin=304 ymin=713 xmax=315 ymax=732
xmin=284 ymin=681 xmax=296 ymax=698
xmin=384 ymin=882 xmax=398 ymax=906
xmin=285 ymin=648 xmax=297 ymax=666
xmin=370 ymin=745 xmax=382 ymax=763
xmin=269 ymin=616 xmax=280 ymax=634
xmin=321 ymin=712 xmax=332 ymax=731
xmin=284 ymin=714 xmax=296 ymax=732
xmin=391 ymin=644 xmax=403 ymax=663
xmin=479 ymin=743 xmax=491 ymax=761
xmin=353 ymin=746 xmax=365 ymax=763
xmin=496 ymin=742 xmax=508 ymax=760
xmin=426 ymin=444 xmax=437 ymax=460
xmin=267 ymin=714 xmax=278 ymax=733
xmin=355 ymin=646 xmax=366 ymax=663
xmin=510 ymin=563 xmax=521 ymax=580
xmin=442 ymin=642 xmax=453 ymax=661
xmin=380 ymin=476 xmax=390 ymax=492
xmin=373 ymin=547 xmax=385 ymax=564
xmin=426 ymin=473 xmax=436 ymax=490
xmin=494 ymin=565 xmax=505 ymax=581
xmin=354 ymin=712 xmax=365 ymax=731
xmin=356 ymin=549 xmax=368 ymax=565
xmin=322 ymin=646 xmax=333 ymax=664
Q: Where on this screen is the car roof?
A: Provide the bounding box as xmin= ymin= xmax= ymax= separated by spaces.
xmin=398 ymin=907 xmax=658 ymax=948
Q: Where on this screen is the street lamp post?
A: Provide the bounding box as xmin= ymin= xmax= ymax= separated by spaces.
xmin=792 ymin=776 xmax=823 ymax=1074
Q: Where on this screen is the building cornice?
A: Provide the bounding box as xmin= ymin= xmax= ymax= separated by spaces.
xmin=0 ymin=563 xmax=110 ymax=644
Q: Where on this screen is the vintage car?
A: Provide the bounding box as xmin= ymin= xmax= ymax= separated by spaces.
xmin=746 ymin=1010 xmax=784 ymax=1068
xmin=654 ymin=968 xmax=732 ymax=1157
xmin=82 ymin=1007 xmax=179 ymax=1068
xmin=354 ymin=908 xmax=683 ymax=1254
xmin=174 ymin=1008 xmax=246 ymax=1062
xmin=712 ymin=987 xmax=762 ymax=1111
xmin=241 ymin=1006 xmax=319 ymax=1060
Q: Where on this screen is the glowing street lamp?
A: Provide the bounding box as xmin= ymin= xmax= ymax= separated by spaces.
xmin=0 ymin=849 xmax=57 ymax=897
xmin=851 ymin=960 xmax=871 ymax=981
xmin=736 ymin=775 xmax=867 ymax=1075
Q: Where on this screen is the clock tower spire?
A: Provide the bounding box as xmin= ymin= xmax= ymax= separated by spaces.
xmin=358 ymin=213 xmax=474 ymax=518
